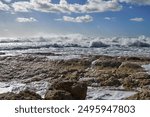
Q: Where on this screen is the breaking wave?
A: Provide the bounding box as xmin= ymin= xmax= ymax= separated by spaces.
xmin=0 ymin=35 xmax=150 ymax=50
xmin=0 ymin=35 xmax=150 ymax=57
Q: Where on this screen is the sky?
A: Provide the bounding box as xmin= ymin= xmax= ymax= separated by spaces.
xmin=0 ymin=0 xmax=150 ymax=37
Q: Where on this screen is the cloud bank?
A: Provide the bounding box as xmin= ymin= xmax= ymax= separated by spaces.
xmin=1 ymin=0 xmax=122 ymax=13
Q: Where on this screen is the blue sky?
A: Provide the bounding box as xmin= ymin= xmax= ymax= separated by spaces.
xmin=0 ymin=0 xmax=150 ymax=37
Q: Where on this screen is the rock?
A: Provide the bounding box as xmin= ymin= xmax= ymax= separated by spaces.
xmin=102 ymin=77 xmax=121 ymax=87
xmin=0 ymin=90 xmax=42 ymax=100
xmin=45 ymin=90 xmax=73 ymax=100
xmin=53 ymin=80 xmax=75 ymax=92
xmin=79 ymin=77 xmax=97 ymax=85
xmin=122 ymin=78 xmax=139 ymax=89
xmin=51 ymin=80 xmax=87 ymax=100
xmin=90 ymin=41 xmax=109 ymax=48
xmin=126 ymin=57 xmax=142 ymax=61
xmin=71 ymin=82 xmax=87 ymax=100
xmin=119 ymin=62 xmax=142 ymax=69
xmin=24 ymin=52 xmax=61 ymax=56
xmin=140 ymin=79 xmax=150 ymax=86
xmin=129 ymin=72 xmax=150 ymax=79
xmin=126 ymin=90 xmax=150 ymax=100
xmin=0 ymin=52 xmax=5 ymax=55
xmin=117 ymin=62 xmax=143 ymax=75
xmin=91 ymin=59 xmax=122 ymax=68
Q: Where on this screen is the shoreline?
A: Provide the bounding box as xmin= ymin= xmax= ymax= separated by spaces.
xmin=0 ymin=54 xmax=150 ymax=100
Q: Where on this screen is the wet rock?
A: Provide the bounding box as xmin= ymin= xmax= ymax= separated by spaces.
xmin=0 ymin=90 xmax=42 ymax=100
xmin=79 ymin=77 xmax=97 ymax=85
xmin=102 ymin=77 xmax=121 ymax=87
xmin=51 ymin=80 xmax=87 ymax=100
xmin=119 ymin=62 xmax=142 ymax=69
xmin=45 ymin=90 xmax=73 ymax=100
xmin=71 ymin=82 xmax=87 ymax=100
xmin=117 ymin=62 xmax=143 ymax=75
xmin=24 ymin=52 xmax=61 ymax=56
xmin=140 ymin=79 xmax=150 ymax=86
xmin=122 ymin=78 xmax=139 ymax=90
xmin=129 ymin=72 xmax=150 ymax=79
xmin=126 ymin=57 xmax=142 ymax=61
xmin=91 ymin=59 xmax=122 ymax=68
xmin=126 ymin=90 xmax=150 ymax=100
xmin=0 ymin=52 xmax=5 ymax=55
xmin=53 ymin=80 xmax=75 ymax=92
xmin=90 ymin=41 xmax=109 ymax=48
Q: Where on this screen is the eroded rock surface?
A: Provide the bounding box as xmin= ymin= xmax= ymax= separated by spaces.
xmin=0 ymin=55 xmax=150 ymax=100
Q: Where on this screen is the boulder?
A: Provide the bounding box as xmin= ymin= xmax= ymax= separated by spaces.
xmin=0 ymin=90 xmax=42 ymax=100
xmin=51 ymin=80 xmax=87 ymax=100
xmin=45 ymin=90 xmax=73 ymax=100
xmin=52 ymin=80 xmax=75 ymax=92
xmin=71 ymin=82 xmax=87 ymax=100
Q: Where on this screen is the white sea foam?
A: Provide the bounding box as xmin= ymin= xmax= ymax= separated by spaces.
xmin=0 ymin=34 xmax=150 ymax=57
xmin=0 ymin=81 xmax=50 ymax=98
xmin=86 ymin=87 xmax=137 ymax=100
xmin=142 ymin=64 xmax=150 ymax=74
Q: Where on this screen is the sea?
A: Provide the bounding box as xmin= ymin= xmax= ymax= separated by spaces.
xmin=0 ymin=34 xmax=150 ymax=59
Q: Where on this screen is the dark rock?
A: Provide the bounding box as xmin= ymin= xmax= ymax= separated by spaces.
xmin=71 ymin=82 xmax=87 ymax=100
xmin=119 ymin=62 xmax=142 ymax=69
xmin=126 ymin=57 xmax=142 ymax=61
xmin=102 ymin=77 xmax=121 ymax=87
xmin=0 ymin=52 xmax=5 ymax=55
xmin=45 ymin=90 xmax=73 ymax=100
xmin=90 ymin=41 xmax=109 ymax=48
xmin=24 ymin=52 xmax=61 ymax=56
xmin=0 ymin=90 xmax=42 ymax=100
xmin=53 ymin=80 xmax=75 ymax=92
xmin=51 ymin=80 xmax=87 ymax=100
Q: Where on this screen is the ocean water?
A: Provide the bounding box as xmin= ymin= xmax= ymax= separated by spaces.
xmin=0 ymin=34 xmax=150 ymax=58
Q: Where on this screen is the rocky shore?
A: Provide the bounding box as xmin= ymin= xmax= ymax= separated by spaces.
xmin=0 ymin=54 xmax=150 ymax=100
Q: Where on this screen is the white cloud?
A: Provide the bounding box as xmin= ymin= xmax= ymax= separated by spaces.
xmin=16 ymin=17 xmax=37 ymax=23
xmin=2 ymin=0 xmax=12 ymax=3
xmin=11 ymin=0 xmax=122 ymax=13
xmin=130 ymin=17 xmax=144 ymax=22
xmin=12 ymin=1 xmax=33 ymax=12
xmin=104 ymin=17 xmax=115 ymax=20
xmin=119 ymin=0 xmax=150 ymax=5
xmin=62 ymin=15 xmax=93 ymax=23
xmin=0 ymin=1 xmax=10 ymax=11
